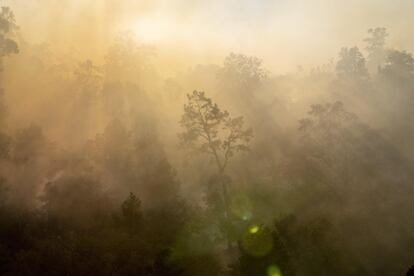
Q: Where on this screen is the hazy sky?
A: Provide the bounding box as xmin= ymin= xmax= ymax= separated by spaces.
xmin=4 ymin=0 xmax=414 ymax=72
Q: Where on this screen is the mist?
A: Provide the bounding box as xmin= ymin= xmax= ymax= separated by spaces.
xmin=0 ymin=1 xmax=414 ymax=275
xmin=6 ymin=0 xmax=414 ymax=71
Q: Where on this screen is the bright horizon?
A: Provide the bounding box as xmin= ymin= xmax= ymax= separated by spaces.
xmin=5 ymin=0 xmax=414 ymax=73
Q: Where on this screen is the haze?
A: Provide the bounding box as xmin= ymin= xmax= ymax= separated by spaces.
xmin=0 ymin=1 xmax=414 ymax=275
xmin=6 ymin=0 xmax=414 ymax=72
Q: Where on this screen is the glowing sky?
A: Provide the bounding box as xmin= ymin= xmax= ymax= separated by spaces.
xmin=5 ymin=0 xmax=414 ymax=72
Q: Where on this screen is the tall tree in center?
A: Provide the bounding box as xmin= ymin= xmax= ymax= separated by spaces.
xmin=179 ymin=90 xmax=253 ymax=248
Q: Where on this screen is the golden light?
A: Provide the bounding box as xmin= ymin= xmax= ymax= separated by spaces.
xmin=130 ymin=15 xmax=187 ymax=43
xmin=267 ymin=265 xmax=282 ymax=276
xmin=249 ymin=224 xmax=260 ymax=234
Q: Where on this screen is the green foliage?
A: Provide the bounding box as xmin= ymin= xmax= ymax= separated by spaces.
xmin=239 ymin=215 xmax=366 ymax=276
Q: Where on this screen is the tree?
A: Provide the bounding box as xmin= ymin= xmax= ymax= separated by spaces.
xmin=12 ymin=124 xmax=48 ymax=164
xmin=364 ymin=27 xmax=388 ymax=74
xmin=407 ymin=266 xmax=414 ymax=276
xmin=380 ymin=49 xmax=414 ymax=79
xmin=104 ymin=32 xmax=155 ymax=84
xmin=179 ymin=90 xmax=253 ymax=175
xmin=336 ymin=47 xmax=369 ymax=81
xmin=65 ymin=59 xmax=104 ymax=144
xmin=0 ymin=130 xmax=10 ymax=159
xmin=73 ymin=59 xmax=103 ymax=99
xmin=121 ymin=192 xmax=142 ymax=229
xmin=0 ymin=6 xmax=18 ymax=60
xmin=219 ymin=53 xmax=266 ymax=92
xmin=179 ymin=90 xmax=253 ymax=248
xmin=364 ymin=28 xmax=388 ymax=54
xmin=218 ymin=53 xmax=267 ymax=109
xmin=296 ymin=101 xmax=362 ymax=192
xmin=0 ymin=6 xmax=18 ymax=127
xmin=41 ymin=176 xmax=111 ymax=228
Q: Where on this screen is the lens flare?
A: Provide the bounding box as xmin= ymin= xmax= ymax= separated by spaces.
xmin=230 ymin=193 xmax=253 ymax=221
xmin=242 ymin=225 xmax=273 ymax=257
xmin=267 ymin=265 xmax=282 ymax=276
xmin=249 ymin=224 xmax=260 ymax=234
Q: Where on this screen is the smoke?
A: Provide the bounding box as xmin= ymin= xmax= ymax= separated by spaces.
xmin=0 ymin=1 xmax=414 ymax=274
xmin=2 ymin=0 xmax=413 ymax=73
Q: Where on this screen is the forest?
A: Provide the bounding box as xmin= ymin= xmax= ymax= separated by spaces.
xmin=1 ymin=1 xmax=414 ymax=275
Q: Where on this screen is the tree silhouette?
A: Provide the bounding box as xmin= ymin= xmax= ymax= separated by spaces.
xmin=218 ymin=53 xmax=267 ymax=111
xmin=407 ymin=266 xmax=414 ymax=276
xmin=41 ymin=176 xmax=110 ymax=228
xmin=179 ymin=90 xmax=253 ymax=175
xmin=219 ymin=53 xmax=266 ymax=92
xmin=73 ymin=59 xmax=103 ymax=97
xmin=298 ymin=101 xmax=360 ymax=188
xmin=104 ymin=32 xmax=155 ymax=83
xmin=0 ymin=6 xmax=18 ymax=128
xmin=336 ymin=47 xmax=369 ymax=81
xmin=0 ymin=6 xmax=18 ymax=61
xmin=364 ymin=27 xmax=388 ymax=74
xmin=121 ymin=192 xmax=142 ymax=229
xmin=179 ymin=90 xmax=253 ymax=248
xmin=364 ymin=28 xmax=388 ymax=54
xmin=380 ymin=50 xmax=414 ymax=79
